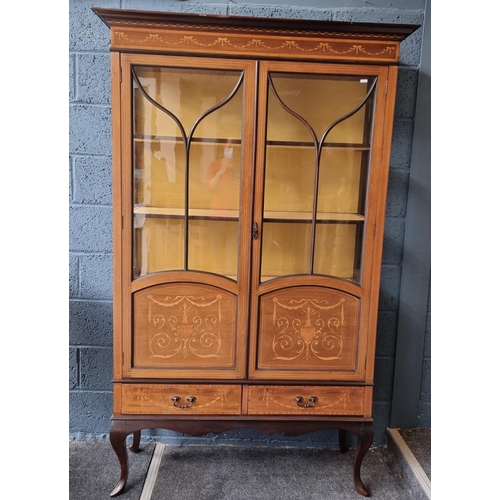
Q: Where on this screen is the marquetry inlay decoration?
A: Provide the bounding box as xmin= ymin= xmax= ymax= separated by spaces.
xmin=271 ymin=296 xmax=345 ymax=361
xmin=120 ymin=384 xmax=242 ymax=415
xmin=147 ymin=294 xmax=224 ymax=359
xmin=262 ymin=388 xmax=350 ymax=410
xmin=257 ymin=287 xmax=359 ymax=372
xmin=131 ymin=386 xmax=228 ymax=409
xmin=133 ymin=284 xmax=237 ymax=369
xmin=110 ymin=20 xmax=405 ymax=40
xmin=247 ymin=386 xmax=366 ymax=415
xmin=111 ymin=27 xmax=400 ymax=62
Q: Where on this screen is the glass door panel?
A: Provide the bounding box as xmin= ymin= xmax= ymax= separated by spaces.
xmin=266 ymin=74 xmax=370 ymax=144
xmin=263 ymin=146 xmax=316 ymax=214
xmin=261 ymin=222 xmax=311 ymax=280
xmin=261 ymin=145 xmax=315 ymax=280
xmin=260 ymin=72 xmax=376 ymax=283
xmin=133 ymin=78 xmax=186 ymax=276
xmin=317 ymin=149 xmax=364 ymax=215
xmin=132 ymin=66 xmax=244 ymax=279
xmin=313 ymin=222 xmax=361 ymax=279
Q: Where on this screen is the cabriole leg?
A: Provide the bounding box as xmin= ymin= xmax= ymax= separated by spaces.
xmin=130 ymin=430 xmax=141 ymax=453
xmin=353 ymin=422 xmax=374 ymax=497
xmin=339 ymin=429 xmax=348 ymax=453
xmin=109 ymin=426 xmax=130 ymax=497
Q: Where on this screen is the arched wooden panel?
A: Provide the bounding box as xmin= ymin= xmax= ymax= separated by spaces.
xmin=254 ymin=286 xmax=360 ymax=379
xmin=133 ymin=282 xmax=238 ymax=371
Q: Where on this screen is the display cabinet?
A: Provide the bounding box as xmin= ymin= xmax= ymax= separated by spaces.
xmin=93 ymin=8 xmax=419 ymax=497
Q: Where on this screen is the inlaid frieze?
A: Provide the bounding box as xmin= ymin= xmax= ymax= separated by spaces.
xmin=111 ymin=26 xmax=400 ymax=63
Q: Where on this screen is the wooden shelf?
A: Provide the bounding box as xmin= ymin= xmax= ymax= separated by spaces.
xmin=134 ymin=206 xmax=239 ymax=219
xmin=134 ymin=206 xmax=364 ymax=222
xmin=263 ymin=210 xmax=364 ymax=222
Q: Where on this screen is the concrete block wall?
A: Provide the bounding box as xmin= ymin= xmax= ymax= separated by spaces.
xmin=69 ymin=0 xmax=426 ymax=447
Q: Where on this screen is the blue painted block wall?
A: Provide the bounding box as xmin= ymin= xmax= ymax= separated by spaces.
xmin=69 ymin=0 xmax=427 ymax=446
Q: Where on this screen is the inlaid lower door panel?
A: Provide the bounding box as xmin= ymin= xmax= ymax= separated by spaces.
xmin=250 ymin=285 xmax=363 ymax=380
xmin=118 ymin=384 xmax=242 ymax=415
xmin=131 ymin=282 xmax=241 ymax=378
xmin=247 ymin=385 xmax=369 ymax=416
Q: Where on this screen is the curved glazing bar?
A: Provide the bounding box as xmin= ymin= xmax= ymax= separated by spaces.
xmin=133 ymin=67 xmax=244 ymax=147
xmin=268 ymin=75 xmax=318 ymax=150
xmin=132 ymin=66 xmax=244 ymax=278
xmin=317 ymin=79 xmax=377 ymax=153
xmin=263 ymin=73 xmax=377 ymax=282
xmin=132 ymin=68 xmax=188 ymax=146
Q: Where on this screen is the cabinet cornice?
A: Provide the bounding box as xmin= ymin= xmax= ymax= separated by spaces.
xmin=93 ymin=8 xmax=419 ymax=64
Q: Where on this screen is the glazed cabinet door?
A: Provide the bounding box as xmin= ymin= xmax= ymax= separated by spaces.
xmin=117 ymin=54 xmax=256 ymax=379
xmin=249 ymin=61 xmax=393 ymax=381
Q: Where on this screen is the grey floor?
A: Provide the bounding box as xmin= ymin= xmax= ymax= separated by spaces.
xmin=69 ymin=429 xmax=430 ymax=500
xmin=398 ymin=428 xmax=431 ymax=480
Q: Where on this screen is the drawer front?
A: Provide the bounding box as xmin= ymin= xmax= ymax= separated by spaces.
xmin=248 ymin=385 xmax=366 ymax=416
xmin=120 ymin=384 xmax=242 ymax=415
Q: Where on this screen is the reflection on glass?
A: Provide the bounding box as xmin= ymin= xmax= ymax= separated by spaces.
xmin=135 ymin=218 xmax=184 ymax=276
xmin=189 ymin=220 xmax=239 ymax=277
xmin=134 ymin=137 xmax=186 ymax=209
xmin=261 ymin=223 xmax=311 ymax=281
xmin=264 ymin=146 xmax=316 ymax=214
xmin=203 ymin=139 xmax=240 ymax=211
xmin=267 ymin=74 xmax=373 ymax=144
xmin=131 ymin=66 xmax=243 ymax=279
xmin=188 ymin=138 xmax=241 ymax=277
xmin=317 ymin=149 xmax=364 ymax=215
xmin=261 ymin=72 xmax=375 ymax=283
xmin=313 ymin=222 xmax=360 ymax=279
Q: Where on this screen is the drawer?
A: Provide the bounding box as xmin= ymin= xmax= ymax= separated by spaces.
xmin=118 ymin=384 xmax=242 ymax=415
xmin=247 ymin=385 xmax=367 ymax=416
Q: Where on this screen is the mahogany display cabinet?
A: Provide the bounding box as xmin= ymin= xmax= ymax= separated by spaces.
xmin=92 ymin=7 xmax=419 ymax=497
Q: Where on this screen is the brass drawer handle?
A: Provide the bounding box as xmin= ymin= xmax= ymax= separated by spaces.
xmin=294 ymin=396 xmax=318 ymax=408
xmin=171 ymin=396 xmax=197 ymax=409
